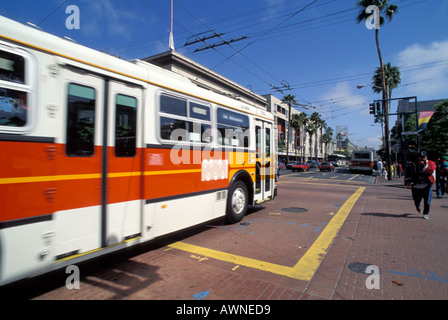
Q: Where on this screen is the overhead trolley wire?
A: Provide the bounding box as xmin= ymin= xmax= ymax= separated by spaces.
xmin=210 ymin=0 xmax=319 ymax=71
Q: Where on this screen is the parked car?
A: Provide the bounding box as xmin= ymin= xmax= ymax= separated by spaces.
xmin=306 ymin=160 xmax=319 ymax=168
xmin=319 ymin=162 xmax=335 ymax=172
xmin=286 ymin=162 xmax=297 ymax=170
xmin=291 ymin=162 xmax=310 ymax=172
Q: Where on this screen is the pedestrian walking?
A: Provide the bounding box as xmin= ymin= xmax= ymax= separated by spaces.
xmin=397 ymin=162 xmax=403 ymax=178
xmin=377 ymin=159 xmax=382 ymax=177
xmin=405 ymin=151 xmax=437 ymax=219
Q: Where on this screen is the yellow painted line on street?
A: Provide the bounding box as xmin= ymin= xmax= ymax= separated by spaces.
xmin=169 ymin=186 xmax=365 ymax=280
xmin=280 ymin=176 xmax=369 ymax=185
xmin=279 ymin=180 xmax=361 ymax=188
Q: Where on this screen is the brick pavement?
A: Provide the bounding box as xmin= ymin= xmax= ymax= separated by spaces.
xmin=8 ymin=175 xmax=448 ymax=300
xmin=305 ymin=176 xmax=448 ymax=300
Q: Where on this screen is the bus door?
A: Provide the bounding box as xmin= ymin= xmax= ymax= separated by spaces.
xmin=58 ymin=67 xmax=143 ymax=260
xmin=254 ymin=119 xmax=274 ymax=203
xmin=104 ymin=80 xmax=143 ymax=246
xmin=57 ymin=66 xmax=105 ymax=257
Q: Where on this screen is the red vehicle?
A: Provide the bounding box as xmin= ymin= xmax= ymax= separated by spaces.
xmin=319 ymin=162 xmax=335 ymax=172
xmin=291 ymin=162 xmax=310 ymax=172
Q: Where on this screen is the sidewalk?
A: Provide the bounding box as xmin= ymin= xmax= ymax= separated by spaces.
xmin=305 ymin=175 xmax=448 ymax=299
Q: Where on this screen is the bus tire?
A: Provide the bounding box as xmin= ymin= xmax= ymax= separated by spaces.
xmin=226 ymin=180 xmax=248 ymax=224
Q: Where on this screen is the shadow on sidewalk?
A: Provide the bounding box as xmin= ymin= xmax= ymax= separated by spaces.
xmin=362 ymin=212 xmax=421 ymax=219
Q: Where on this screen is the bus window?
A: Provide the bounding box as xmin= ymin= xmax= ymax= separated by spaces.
xmin=265 ymin=127 xmax=271 ymax=157
xmin=115 ymin=94 xmax=137 ymax=157
xmin=160 ymin=117 xmax=187 ymax=141
xmin=66 ymin=83 xmax=96 ymax=156
xmin=160 ymin=94 xmax=187 ymax=116
xmin=0 ymin=49 xmax=31 ymax=129
xmin=159 ymin=93 xmax=211 ymax=143
xmin=188 ymin=102 xmax=211 ymax=143
xmin=189 ymin=102 xmax=210 ymax=121
xmin=0 ymin=50 xmax=25 ymax=83
xmin=217 ymin=107 xmax=249 ymax=148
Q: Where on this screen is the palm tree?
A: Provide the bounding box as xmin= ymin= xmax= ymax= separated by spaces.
xmin=281 ymin=94 xmax=298 ymax=163
xmin=356 ymin=0 xmax=398 ymax=180
xmin=310 ymin=112 xmax=324 ymax=160
xmin=356 ymin=0 xmax=398 ymax=101
xmin=322 ymin=126 xmax=334 ymax=161
xmin=295 ymin=112 xmax=309 ymax=161
xmin=336 ymin=132 xmax=344 ymax=150
xmin=372 ymin=63 xmax=401 ymax=140
xmin=306 ymin=122 xmax=317 ymax=162
xmin=372 ymin=62 xmax=401 ymax=102
xmin=290 ymin=113 xmax=301 ymax=160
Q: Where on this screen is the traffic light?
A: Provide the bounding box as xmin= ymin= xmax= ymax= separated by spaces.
xmin=376 ymin=101 xmax=381 ymax=115
xmin=369 ymin=103 xmax=375 ymax=115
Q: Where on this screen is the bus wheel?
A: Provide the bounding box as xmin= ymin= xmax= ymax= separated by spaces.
xmin=226 ymin=181 xmax=248 ymax=224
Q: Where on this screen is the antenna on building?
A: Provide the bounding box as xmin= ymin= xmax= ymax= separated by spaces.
xmin=169 ymin=0 xmax=175 ymax=51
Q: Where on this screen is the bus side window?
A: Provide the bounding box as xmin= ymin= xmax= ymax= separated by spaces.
xmin=265 ymin=127 xmax=271 ymax=157
xmin=115 ymin=94 xmax=137 ymax=157
xmin=0 ymin=49 xmax=33 ymax=131
xmin=66 ymin=83 xmax=96 ymax=156
xmin=159 ymin=93 xmax=212 ymax=143
xmin=159 ymin=94 xmax=187 ymax=141
xmin=256 ymin=125 xmax=261 ymax=157
xmin=217 ymin=107 xmax=250 ymax=148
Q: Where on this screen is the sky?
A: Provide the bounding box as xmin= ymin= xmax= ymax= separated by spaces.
xmin=1 ymin=0 xmax=447 ymax=150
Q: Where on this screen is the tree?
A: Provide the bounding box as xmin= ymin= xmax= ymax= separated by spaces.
xmin=372 ymin=62 xmax=401 ymax=102
xmin=336 ymin=132 xmax=344 ymax=150
xmin=306 ymin=122 xmax=317 ymax=161
xmin=356 ymin=0 xmax=398 ymax=180
xmin=373 ymin=62 xmax=400 ymax=154
xmin=322 ymin=126 xmax=334 ymax=161
xmin=281 ymin=94 xmax=298 ymax=162
xmin=420 ymin=99 xmax=448 ymax=158
xmin=310 ymin=112 xmax=324 ymax=160
xmin=391 ymin=99 xmax=448 ymax=161
xmin=290 ymin=113 xmax=301 ymax=160
xmin=291 ymin=112 xmax=309 ymax=161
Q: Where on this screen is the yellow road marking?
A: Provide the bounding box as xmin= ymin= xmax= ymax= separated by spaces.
xmin=169 ymin=186 xmax=365 ymax=280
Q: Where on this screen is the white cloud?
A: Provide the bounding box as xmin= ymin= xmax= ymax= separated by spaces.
xmin=396 ymin=40 xmax=448 ymax=99
xmin=79 ymin=0 xmax=143 ymax=39
xmin=318 ymin=82 xmax=380 ymax=149
xmin=318 ymin=82 xmax=369 ymax=116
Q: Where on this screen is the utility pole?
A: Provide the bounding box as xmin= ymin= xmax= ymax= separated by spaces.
xmin=371 ymin=96 xmax=419 ymax=180
xmin=383 ymin=99 xmax=393 ymax=180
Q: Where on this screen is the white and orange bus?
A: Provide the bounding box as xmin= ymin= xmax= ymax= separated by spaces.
xmin=349 ymin=149 xmax=374 ymax=175
xmin=0 ymin=16 xmax=276 ymax=286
